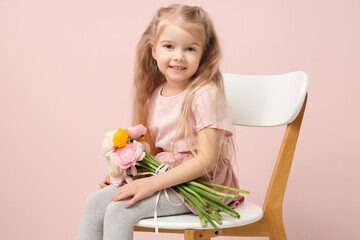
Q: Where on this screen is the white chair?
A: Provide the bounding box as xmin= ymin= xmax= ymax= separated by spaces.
xmin=134 ymin=71 xmax=309 ymax=239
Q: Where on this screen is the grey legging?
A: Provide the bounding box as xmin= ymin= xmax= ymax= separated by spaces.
xmin=76 ymin=184 xmax=191 ymax=240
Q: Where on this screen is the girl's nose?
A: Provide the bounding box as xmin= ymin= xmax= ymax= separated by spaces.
xmin=173 ymin=49 xmax=185 ymax=62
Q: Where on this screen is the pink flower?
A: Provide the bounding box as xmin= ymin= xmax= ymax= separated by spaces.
xmin=128 ymin=124 xmax=147 ymax=139
xmin=115 ymin=141 xmax=145 ymax=175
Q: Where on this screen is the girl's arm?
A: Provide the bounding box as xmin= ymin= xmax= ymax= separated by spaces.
xmin=112 ymin=127 xmax=221 ymax=207
xmin=152 ymin=127 xmax=220 ymax=187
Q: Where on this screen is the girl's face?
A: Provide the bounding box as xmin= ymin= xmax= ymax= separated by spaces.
xmin=151 ymin=23 xmax=203 ymax=91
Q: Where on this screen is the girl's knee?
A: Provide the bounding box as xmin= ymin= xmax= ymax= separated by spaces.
xmin=104 ymin=200 xmax=139 ymax=224
xmin=84 ymin=187 xmax=115 ymax=211
xmin=104 ymin=200 xmax=127 ymax=216
xmin=84 ymin=191 xmax=101 ymax=209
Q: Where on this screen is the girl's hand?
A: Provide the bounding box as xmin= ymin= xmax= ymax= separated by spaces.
xmin=111 ymin=177 xmax=158 ymax=208
xmin=99 ymin=175 xmax=111 ymax=189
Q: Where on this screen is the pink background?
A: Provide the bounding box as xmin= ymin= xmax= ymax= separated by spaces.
xmin=1 ymin=0 xmax=359 ymax=239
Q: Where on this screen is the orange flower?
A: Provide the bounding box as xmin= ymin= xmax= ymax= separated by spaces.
xmin=113 ymin=128 xmax=129 ymax=148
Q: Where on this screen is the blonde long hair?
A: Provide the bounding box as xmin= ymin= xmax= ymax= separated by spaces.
xmin=132 ymin=4 xmax=232 ymax=166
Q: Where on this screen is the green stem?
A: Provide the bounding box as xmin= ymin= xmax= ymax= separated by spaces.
xmin=142 ymin=158 xmax=159 ymax=170
xmin=176 ymin=186 xmax=220 ymax=232
xmin=182 ymin=185 xmax=208 ymax=207
xmin=201 ymin=209 xmax=221 ymax=231
xmin=186 ymin=184 xmax=223 ymax=203
xmin=143 ymin=155 xmax=160 ymax=168
xmin=188 ymin=181 xmax=237 ymax=200
xmin=205 ymin=205 xmax=222 ymax=221
xmin=144 ymin=150 xmax=162 ymax=165
xmin=136 ymin=167 xmax=150 ymax=172
xmin=196 ymin=180 xmax=250 ymax=194
xmin=203 ymin=197 xmax=240 ymax=219
xmin=137 ymin=161 xmax=156 ymax=172
xmin=198 ymin=210 xmax=207 ymax=228
xmin=174 ymin=186 xmax=201 ymax=214
xmin=202 ymin=205 xmax=222 ymax=225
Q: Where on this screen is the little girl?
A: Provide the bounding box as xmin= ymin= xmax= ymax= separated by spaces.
xmin=77 ymin=4 xmax=240 ymax=240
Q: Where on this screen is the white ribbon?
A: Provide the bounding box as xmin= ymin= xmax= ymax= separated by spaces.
xmin=153 ymin=164 xmax=184 ymax=234
xmin=133 ymin=163 xmax=184 ymax=233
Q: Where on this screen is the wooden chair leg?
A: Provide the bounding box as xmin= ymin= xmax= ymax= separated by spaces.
xmin=184 ymin=229 xmax=220 ymax=240
xmin=265 ymin=210 xmax=287 ymax=240
xmin=184 ymin=230 xmax=193 ymax=240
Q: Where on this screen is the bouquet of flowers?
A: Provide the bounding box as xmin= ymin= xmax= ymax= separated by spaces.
xmin=102 ymin=124 xmax=249 ymax=232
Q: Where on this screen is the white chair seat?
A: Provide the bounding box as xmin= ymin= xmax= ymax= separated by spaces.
xmin=135 ymin=201 xmax=263 ymax=230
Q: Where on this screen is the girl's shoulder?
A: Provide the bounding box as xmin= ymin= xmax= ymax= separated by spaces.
xmin=191 ymin=83 xmax=228 ymax=113
xmin=193 ymin=83 xmax=224 ymax=102
xmin=196 ymin=82 xmax=218 ymax=92
xmin=191 ymin=82 xmax=233 ymax=136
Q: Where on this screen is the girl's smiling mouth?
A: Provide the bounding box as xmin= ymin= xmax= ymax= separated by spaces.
xmin=170 ymin=66 xmax=186 ymax=70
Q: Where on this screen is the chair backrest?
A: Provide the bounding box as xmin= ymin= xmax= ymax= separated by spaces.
xmin=223 ymin=71 xmax=308 ymax=127
xmin=223 ymin=71 xmax=308 ymax=222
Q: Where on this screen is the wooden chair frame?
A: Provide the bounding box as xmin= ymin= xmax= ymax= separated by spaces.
xmin=135 ymin=94 xmax=307 ymax=240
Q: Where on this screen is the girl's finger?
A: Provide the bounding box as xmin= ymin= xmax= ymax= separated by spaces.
xmin=112 ymin=190 xmax=132 ymax=202
xmin=124 ymin=196 xmax=139 ymax=208
xmin=99 ymin=181 xmax=106 ymax=188
xmin=99 ymin=179 xmax=110 ymax=188
xmin=105 ymin=175 xmax=110 ymax=184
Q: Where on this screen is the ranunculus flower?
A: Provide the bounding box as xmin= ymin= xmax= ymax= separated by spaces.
xmin=115 ymin=141 xmax=145 ymax=176
xmin=113 ymin=128 xmax=129 ymax=148
xmin=128 ymin=124 xmax=147 ymax=140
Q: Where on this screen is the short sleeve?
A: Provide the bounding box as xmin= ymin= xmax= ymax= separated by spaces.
xmin=191 ymin=84 xmax=233 ymax=137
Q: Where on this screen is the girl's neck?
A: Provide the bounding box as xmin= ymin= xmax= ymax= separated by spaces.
xmin=161 ymin=81 xmax=188 ymax=97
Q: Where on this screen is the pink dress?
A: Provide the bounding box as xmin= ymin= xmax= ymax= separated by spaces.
xmin=148 ymin=84 xmax=243 ymax=213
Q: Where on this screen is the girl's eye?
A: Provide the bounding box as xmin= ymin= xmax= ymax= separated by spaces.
xmin=186 ymin=47 xmax=195 ymax=52
xmin=164 ymin=45 xmax=173 ymax=49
